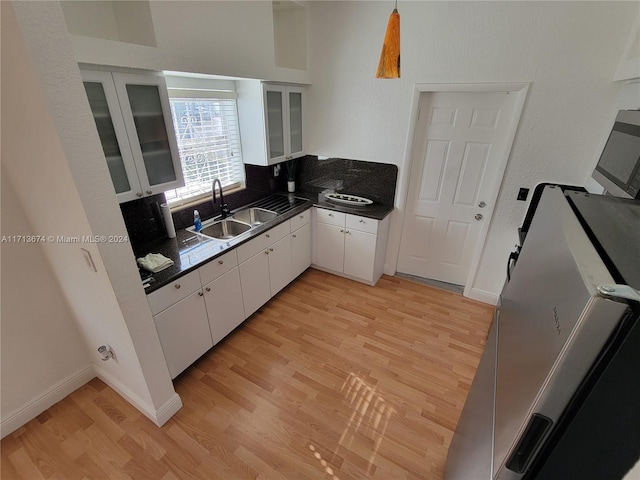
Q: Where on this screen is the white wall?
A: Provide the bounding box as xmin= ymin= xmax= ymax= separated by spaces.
xmin=60 ymin=0 xmax=121 ymax=42
xmin=66 ymin=0 xmax=310 ymax=84
xmin=3 ymin=0 xmax=180 ymax=430
xmin=61 ymin=1 xmax=157 ymax=47
xmin=1 ymin=173 xmax=93 ymax=435
xmin=274 ymin=1 xmax=307 ymax=70
xmin=306 ymin=1 xmax=639 ymax=301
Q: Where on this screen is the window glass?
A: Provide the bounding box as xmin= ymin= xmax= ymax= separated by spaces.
xmin=165 ymin=97 xmax=245 ymax=205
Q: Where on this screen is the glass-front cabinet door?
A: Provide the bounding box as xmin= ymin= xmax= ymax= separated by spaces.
xmin=264 ymin=84 xmax=286 ymax=163
xmin=81 ymin=69 xmax=183 ymax=203
xmin=262 ymin=83 xmax=305 ymax=165
xmin=113 ymin=72 xmax=183 ymax=197
xmin=287 ymin=86 xmax=304 ymax=159
xmin=81 ymin=69 xmax=142 ymax=203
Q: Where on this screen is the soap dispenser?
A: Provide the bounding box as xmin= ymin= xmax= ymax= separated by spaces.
xmin=194 ymin=210 xmax=202 ymax=232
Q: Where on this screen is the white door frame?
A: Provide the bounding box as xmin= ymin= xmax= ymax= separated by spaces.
xmin=393 ymin=83 xmax=529 ymax=302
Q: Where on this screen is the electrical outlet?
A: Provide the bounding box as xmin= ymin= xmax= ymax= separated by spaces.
xmin=517 ymin=188 xmax=529 ymax=201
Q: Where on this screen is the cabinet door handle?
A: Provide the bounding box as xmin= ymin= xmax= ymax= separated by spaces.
xmin=218 ymin=260 xmax=224 ymax=265
xmin=345 ymin=230 xmax=350 ymax=234
xmin=292 ymin=234 xmax=297 ymax=238
xmin=265 ymin=250 xmax=269 ymax=255
xmin=269 ymin=247 xmax=274 ymax=252
xmin=266 ymin=234 xmax=270 ymax=238
xmin=146 ymin=190 xmax=152 ymax=195
xmin=136 ymin=192 xmax=143 ymax=197
xmin=359 ymin=219 xmax=365 ymax=223
xmin=205 ymin=287 xmax=211 ymax=292
xmin=328 ymin=213 xmax=333 ymax=217
xmin=174 ymin=284 xmax=181 ymax=289
xmin=198 ymin=291 xmax=204 ymax=297
xmin=340 ymin=229 xmax=344 ymax=233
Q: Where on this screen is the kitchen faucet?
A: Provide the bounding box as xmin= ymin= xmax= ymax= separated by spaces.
xmin=212 ymin=178 xmax=230 ymax=218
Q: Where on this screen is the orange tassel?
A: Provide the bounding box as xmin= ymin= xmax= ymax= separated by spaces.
xmin=376 ymin=8 xmax=400 ymax=79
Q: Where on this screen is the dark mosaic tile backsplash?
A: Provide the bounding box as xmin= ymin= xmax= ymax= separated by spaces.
xmin=121 ymin=156 xmax=397 ymax=254
xmin=297 ymin=156 xmax=397 ymax=205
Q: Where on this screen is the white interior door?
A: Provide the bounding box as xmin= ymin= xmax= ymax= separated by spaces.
xmin=397 ymin=91 xmax=519 ymax=286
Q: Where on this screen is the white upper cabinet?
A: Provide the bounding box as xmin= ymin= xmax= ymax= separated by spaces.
xmin=237 ymin=81 xmax=305 ymax=166
xmin=81 ymin=69 xmax=184 ymax=203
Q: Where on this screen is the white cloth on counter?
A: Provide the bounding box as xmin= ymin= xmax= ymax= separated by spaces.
xmin=137 ymin=253 xmax=174 ymax=273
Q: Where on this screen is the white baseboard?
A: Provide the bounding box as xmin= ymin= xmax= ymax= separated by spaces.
xmin=1 ymin=364 xmax=95 ymax=439
xmin=155 ymin=393 xmax=183 ymax=426
xmin=383 ymin=263 xmax=396 ymax=276
xmin=1 ymin=364 xmax=183 ymax=438
xmin=94 ymin=365 xmax=182 ymax=427
xmin=310 ymin=264 xmax=377 ymax=286
xmin=466 ymin=287 xmax=499 ymax=306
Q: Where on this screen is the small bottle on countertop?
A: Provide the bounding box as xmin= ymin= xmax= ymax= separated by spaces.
xmin=194 ymin=210 xmax=202 ymax=232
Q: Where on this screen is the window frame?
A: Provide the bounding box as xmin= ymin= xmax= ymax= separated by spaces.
xmin=164 ymin=86 xmax=245 ymax=209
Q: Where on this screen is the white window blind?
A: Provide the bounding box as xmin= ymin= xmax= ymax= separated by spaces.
xmin=164 ymin=93 xmax=245 ymax=206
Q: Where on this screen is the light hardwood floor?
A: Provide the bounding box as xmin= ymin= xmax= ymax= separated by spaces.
xmin=1 ymin=269 xmax=494 ymax=479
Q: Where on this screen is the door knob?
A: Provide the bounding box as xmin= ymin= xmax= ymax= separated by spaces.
xmin=478 ymin=201 xmax=486 ymax=208
xmin=475 ymin=214 xmax=484 ymax=221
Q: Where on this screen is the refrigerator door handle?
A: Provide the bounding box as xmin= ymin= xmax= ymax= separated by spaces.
xmin=505 ymin=414 xmax=553 ymax=474
xmin=506 ymin=250 xmax=519 ymax=282
xmin=597 ymin=284 xmax=640 ymax=302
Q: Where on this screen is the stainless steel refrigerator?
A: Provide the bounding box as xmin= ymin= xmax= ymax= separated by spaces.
xmin=445 ymin=185 xmax=640 ymax=480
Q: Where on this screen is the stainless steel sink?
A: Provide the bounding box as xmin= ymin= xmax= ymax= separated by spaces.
xmin=199 ymin=219 xmax=252 ymax=240
xmin=232 ymin=207 xmax=278 ymax=226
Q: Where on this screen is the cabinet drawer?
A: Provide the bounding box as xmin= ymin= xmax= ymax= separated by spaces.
xmin=290 ymin=208 xmax=311 ymax=231
xmin=346 ymin=214 xmax=379 ymax=235
xmin=147 ymin=270 xmax=201 ymax=316
xmin=198 ymin=250 xmax=238 ymax=285
xmin=316 ymin=208 xmax=345 ymax=227
xmin=237 ymin=221 xmax=290 ymax=263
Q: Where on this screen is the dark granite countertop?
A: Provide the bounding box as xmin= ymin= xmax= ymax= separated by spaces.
xmin=141 ymin=194 xmax=312 ymax=294
xmin=140 ymin=190 xmax=393 ymax=295
xmin=302 ymin=190 xmax=394 ymax=221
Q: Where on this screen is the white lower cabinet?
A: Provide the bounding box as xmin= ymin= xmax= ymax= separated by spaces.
xmin=150 ymin=274 xmax=213 ymax=379
xmin=238 ymin=249 xmax=271 ymax=317
xmin=238 ymin=220 xmax=292 ymax=317
xmin=148 ymin=210 xmax=313 ymax=378
xmin=268 ymin=235 xmax=292 ymax=296
xmin=316 ymin=222 xmax=346 ymax=273
xmin=291 ymin=221 xmax=312 ymax=278
xmin=344 ymin=228 xmax=377 ymax=281
xmin=148 ymin=251 xmax=244 ymax=379
xmin=313 ymin=207 xmax=390 ymax=285
xmin=203 ymin=267 xmax=245 ymax=345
